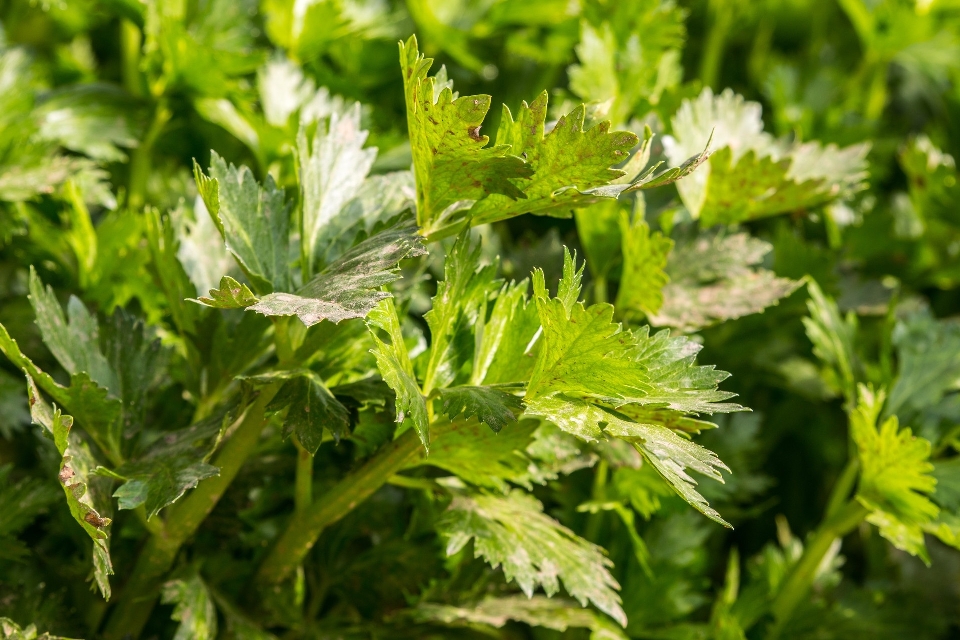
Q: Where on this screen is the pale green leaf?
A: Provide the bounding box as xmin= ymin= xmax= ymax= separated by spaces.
xmin=176 ymin=197 xmax=236 ymax=298
xmin=525 ymin=395 xmax=730 ymax=527
xmin=257 ymin=56 xmax=317 ymax=127
xmin=248 ymin=217 xmax=425 ymax=327
xmin=647 ymin=231 xmax=801 ymax=332
xmin=161 ymin=573 xmax=218 ymax=640
xmin=193 ymin=152 xmax=292 ymax=293
xmin=298 ymin=103 xmax=378 ymax=277
xmin=35 ymin=84 xmax=141 ymax=163
xmin=413 ymin=595 xmax=627 ymax=639
xmin=664 ymin=88 xmax=869 ymax=225
xmin=615 ymin=213 xmax=673 ymax=319
xmin=416 ymin=418 xmax=535 ymax=490
xmin=803 ymin=280 xmax=860 ymax=404
xmin=438 ymin=485 xmax=627 ymax=627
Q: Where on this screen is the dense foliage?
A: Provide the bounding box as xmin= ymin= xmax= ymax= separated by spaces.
xmin=1 ymin=0 xmax=960 ymax=638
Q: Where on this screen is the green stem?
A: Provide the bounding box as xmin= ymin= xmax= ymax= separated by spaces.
xmin=102 ymin=385 xmax=279 ymax=639
xmin=593 ymin=276 xmax=608 ymax=305
xmin=864 ymin=59 xmax=888 ymax=122
xmin=120 ymin=19 xmax=143 ymax=98
xmin=584 ymin=459 xmax=609 ymax=542
xmin=699 ymin=0 xmax=734 ymax=88
xmin=823 ymin=459 xmax=859 ymax=521
xmin=127 ymin=100 xmax=171 ymax=211
xmin=768 ymin=499 xmax=869 ymax=637
xmin=294 ymin=436 xmax=313 ymax=515
xmin=256 ymin=424 xmax=443 ymax=584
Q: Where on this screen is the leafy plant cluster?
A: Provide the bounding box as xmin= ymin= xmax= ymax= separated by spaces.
xmin=1 ymin=0 xmax=960 ymax=638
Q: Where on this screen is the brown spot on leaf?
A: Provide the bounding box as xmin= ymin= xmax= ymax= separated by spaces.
xmin=84 ymin=511 xmax=110 ymax=528
xmin=468 ymin=126 xmax=482 ymax=141
xmin=59 ymin=465 xmax=75 ymax=484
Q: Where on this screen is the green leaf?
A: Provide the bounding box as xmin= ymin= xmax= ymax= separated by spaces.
xmin=523 ymin=250 xmax=739 ymax=523
xmin=567 ymin=5 xmax=686 ymax=124
xmin=471 ymin=278 xmax=541 ymax=386
xmin=0 ymin=618 xmax=78 ymax=640
xmin=145 ymin=208 xmax=203 ymax=336
xmin=646 ymin=231 xmax=801 ymax=332
xmin=399 ymin=35 xmax=531 ymax=233
xmin=111 ymin=413 xmax=226 ymax=519
xmin=102 ymin=310 xmax=165 ymax=437
xmin=436 ymin=384 xmax=524 ymax=433
xmin=416 ymin=418 xmax=535 ymax=490
xmin=174 ymin=196 xmax=239 ymax=300
xmin=615 ymin=213 xmax=673 ymax=319
xmin=195 ymin=276 xmax=259 ymax=309
xmin=26 ymin=376 xmax=114 ymax=599
xmin=193 ymin=152 xmax=292 ymax=293
xmin=0 ymin=322 xmax=123 ymax=464
xmin=248 ymin=217 xmax=426 ymax=327
xmin=28 ymin=267 xmax=117 ymax=393
xmin=0 ymin=464 xmax=59 ymax=561
xmin=525 ymin=395 xmax=731 ymax=527
xmin=412 ymin=595 xmax=627 ymax=639
xmin=851 ymin=385 xmax=938 ymax=563
xmin=664 ymin=88 xmax=869 ymax=225
xmin=438 ymin=484 xmax=627 ymax=627
xmin=468 ymin=92 xmax=639 ymax=227
xmin=250 ymin=370 xmax=351 ymax=453
xmin=35 ymin=85 xmax=142 ymax=163
xmin=803 ymin=280 xmax=860 ymax=404
xmin=527 ymin=251 xmax=740 ymax=413
xmin=367 ymin=298 xmax=429 ymax=450
xmin=526 ymin=252 xmax=649 ymax=403
xmin=886 ymin=311 xmax=960 ymax=420
xmin=423 ymin=232 xmax=498 ymax=393
xmin=298 ymin=104 xmax=378 ymax=278
xmin=575 ymin=200 xmax=625 ymax=282
xmin=161 ymin=573 xmax=218 ymax=640
xmin=26 ymin=270 xmax=162 ymax=448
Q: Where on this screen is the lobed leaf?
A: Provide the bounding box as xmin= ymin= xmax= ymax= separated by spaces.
xmin=248 ymin=217 xmax=426 ymax=327
xmin=193 ymin=152 xmax=292 ymax=293
xmin=367 ymin=298 xmax=429 ymax=449
xmin=438 ymin=485 xmax=627 ymax=626
xmin=161 ymin=573 xmax=218 ymax=640
xmin=851 ymin=386 xmax=939 ymax=563
xmin=644 ymin=231 xmax=801 ymax=332
xmin=435 ymin=384 xmax=524 ymax=433
xmin=400 ymin=36 xmax=530 ymax=233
